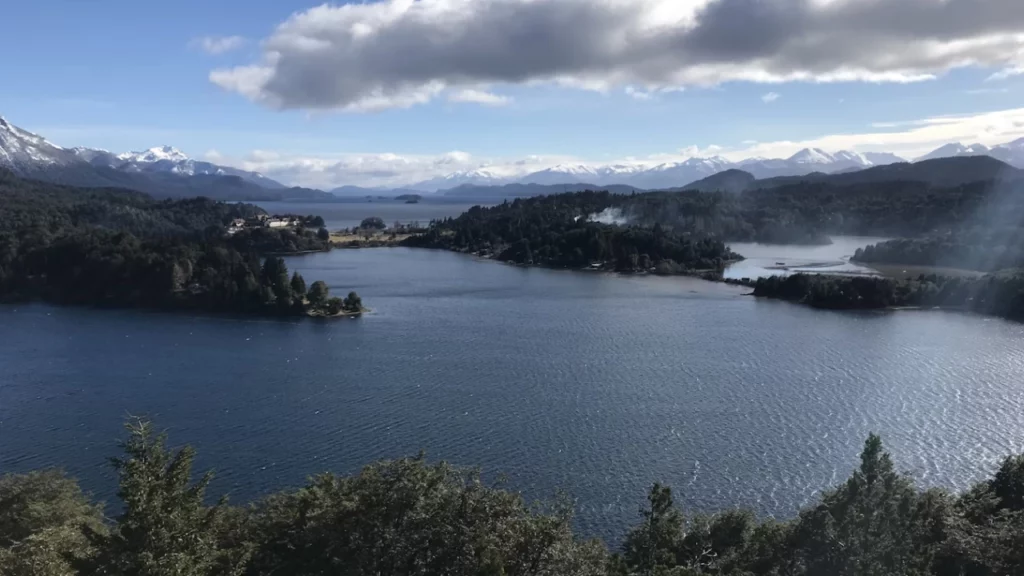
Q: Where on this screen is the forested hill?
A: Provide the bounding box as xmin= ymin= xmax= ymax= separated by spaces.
xmin=404 ymin=191 xmax=741 ymax=274
xmin=407 ymin=178 xmax=1024 ymax=269
xmin=681 ymin=155 xmax=1022 ymax=193
xmin=0 ymin=169 xmax=361 ymax=317
xmin=16 ymin=161 xmax=333 ymax=202
xmin=0 ymin=168 xmax=265 ymax=237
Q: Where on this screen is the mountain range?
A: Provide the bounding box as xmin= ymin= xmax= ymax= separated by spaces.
xmin=408 ymin=143 xmax=1022 ymax=192
xmin=3 ymin=113 xmax=1024 ymax=200
xmin=681 ymin=156 xmax=1022 ymax=194
xmin=0 ymin=116 xmax=328 ymax=201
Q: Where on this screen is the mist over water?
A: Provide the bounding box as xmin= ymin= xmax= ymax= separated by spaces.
xmin=3 ymin=247 xmax=1024 ymax=543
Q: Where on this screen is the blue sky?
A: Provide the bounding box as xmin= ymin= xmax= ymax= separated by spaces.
xmin=3 ymin=0 xmax=1024 ymax=188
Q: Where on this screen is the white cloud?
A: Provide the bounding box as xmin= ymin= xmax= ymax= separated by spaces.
xmin=722 ymin=107 xmax=1024 ymax=161
xmin=988 ymin=66 xmax=1024 ymax=81
xmin=447 ymin=89 xmax=513 ymax=106
xmin=217 ymin=150 xmax=574 ymax=189
xmin=761 ymin=91 xmax=780 ymax=103
xmin=210 ymin=107 xmax=1024 ymax=188
xmin=246 ymin=149 xmax=281 ymax=162
xmin=625 ymin=86 xmax=654 ymax=101
xmin=211 ymin=0 xmax=1024 ymax=112
xmin=435 ymin=151 xmax=473 ymax=165
xmin=190 ymin=35 xmax=246 ymax=55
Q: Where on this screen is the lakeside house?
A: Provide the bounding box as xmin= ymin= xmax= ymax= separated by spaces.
xmin=227 ymin=214 xmax=299 ymax=235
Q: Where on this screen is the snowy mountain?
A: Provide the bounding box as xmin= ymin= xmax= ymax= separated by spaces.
xmin=409 ymin=149 xmax=910 ymax=192
xmin=0 ymin=116 xmax=79 ymax=169
xmin=520 ymin=164 xmax=603 ymax=185
xmin=0 ymin=115 xmax=314 ymax=200
xmin=918 ymin=139 xmax=1024 ymax=168
xmin=72 ymin=145 xmax=284 ymax=188
xmin=863 ymin=152 xmax=906 ymax=166
xmin=991 ymin=138 xmax=1024 ymax=168
xmin=117 ymin=145 xmax=190 ymax=164
xmin=917 ymin=143 xmax=992 ymax=162
xmin=409 ymin=169 xmax=510 ymax=192
xmin=788 ymin=148 xmax=836 ymax=166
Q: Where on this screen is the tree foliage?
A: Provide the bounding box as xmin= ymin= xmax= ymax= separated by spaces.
xmin=4 ymin=421 xmax=1024 ymax=575
xmin=0 ymin=169 xmax=359 ymax=318
xmin=749 ymin=271 xmax=1024 ymax=320
xmin=404 ymin=193 xmax=740 ymax=273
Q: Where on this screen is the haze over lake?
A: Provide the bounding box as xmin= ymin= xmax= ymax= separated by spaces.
xmin=3 ymin=239 xmax=1024 ymax=542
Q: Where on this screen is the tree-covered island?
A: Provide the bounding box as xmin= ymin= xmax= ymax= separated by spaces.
xmin=0 ymin=169 xmax=363 ymax=318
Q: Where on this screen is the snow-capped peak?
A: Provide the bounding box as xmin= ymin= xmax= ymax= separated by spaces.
xmin=542 ymin=163 xmax=598 ymax=175
xmin=832 ymin=150 xmax=871 ymax=165
xmin=118 ymin=145 xmax=190 ymax=163
xmin=0 ymin=115 xmax=71 ymax=167
xmin=917 ymin=142 xmax=993 ymax=161
xmin=788 ymin=148 xmax=836 ymax=164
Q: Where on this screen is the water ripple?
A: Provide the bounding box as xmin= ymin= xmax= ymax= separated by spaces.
xmin=2 ymin=248 xmax=1024 ymax=544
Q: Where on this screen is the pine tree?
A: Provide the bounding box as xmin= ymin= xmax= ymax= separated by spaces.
xmin=78 ymin=419 xmax=248 ymax=576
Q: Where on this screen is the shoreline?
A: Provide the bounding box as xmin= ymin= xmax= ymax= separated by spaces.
xmin=307 ymin=307 xmax=367 ymax=319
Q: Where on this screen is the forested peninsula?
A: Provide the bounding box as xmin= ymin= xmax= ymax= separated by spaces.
xmin=403 ymin=192 xmax=741 ymax=276
xmin=3 ymin=418 xmax=1023 ymax=575
xmin=0 ymin=169 xmax=362 ymax=318
xmin=404 ymin=173 xmax=1024 ymax=320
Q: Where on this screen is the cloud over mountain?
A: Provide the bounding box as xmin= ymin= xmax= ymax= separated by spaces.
xmin=211 ymin=0 xmax=1024 ymax=111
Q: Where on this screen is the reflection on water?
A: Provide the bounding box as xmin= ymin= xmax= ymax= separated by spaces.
xmin=726 ymin=236 xmax=889 ymax=280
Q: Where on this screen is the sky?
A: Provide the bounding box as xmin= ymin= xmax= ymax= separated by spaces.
xmin=3 ymin=0 xmax=1024 ymax=188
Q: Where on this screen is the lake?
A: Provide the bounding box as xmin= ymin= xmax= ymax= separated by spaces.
xmin=725 ymin=236 xmax=888 ymax=279
xmin=2 ymin=243 xmax=1024 ymax=543
xmin=257 ymin=198 xmax=490 ymax=231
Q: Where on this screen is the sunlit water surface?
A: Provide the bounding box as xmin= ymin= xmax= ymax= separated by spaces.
xmin=2 ymin=242 xmax=1024 ymax=543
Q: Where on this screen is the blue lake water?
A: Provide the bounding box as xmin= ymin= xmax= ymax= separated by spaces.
xmin=256 ymin=198 xmax=488 ymax=231
xmin=2 ymin=245 xmax=1024 ymax=543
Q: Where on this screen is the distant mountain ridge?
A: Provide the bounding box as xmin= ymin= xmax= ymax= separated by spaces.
xmin=428 ymin=156 xmax=1022 ymax=199
xmin=681 ymin=156 xmax=1022 ymax=195
xmin=915 ymin=139 xmax=1024 ymax=167
xmin=408 ymin=139 xmax=1024 ymax=193
xmin=7 ymin=113 xmax=1024 ymax=200
xmin=0 ymin=115 xmax=325 ymax=201
xmin=409 ymin=148 xmax=912 ymax=192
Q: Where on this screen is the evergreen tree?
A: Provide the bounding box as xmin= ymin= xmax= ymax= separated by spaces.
xmin=0 ymin=470 xmax=106 ymax=575
xmin=289 ymin=272 xmax=307 ymax=301
xmin=77 ymin=419 xmax=248 ymax=576
xmin=307 ymin=281 xmax=330 ymax=310
xmin=621 ymin=484 xmax=684 ymax=575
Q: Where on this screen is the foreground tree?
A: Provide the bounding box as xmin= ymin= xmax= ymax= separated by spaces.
xmin=244 ymin=456 xmax=607 ymax=576
xmin=792 ymin=434 xmax=948 ymax=576
xmin=0 ymin=470 xmax=105 ymax=575
xmin=6 ymin=419 xmax=1024 ymax=575
xmin=76 ymin=419 xmax=248 ymax=576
